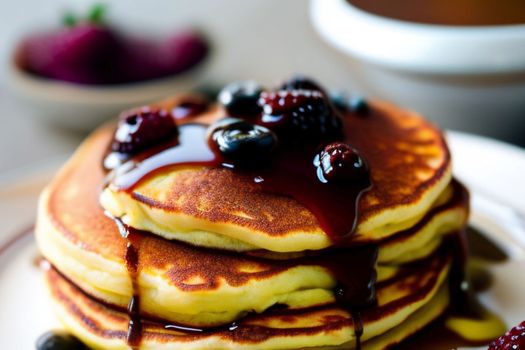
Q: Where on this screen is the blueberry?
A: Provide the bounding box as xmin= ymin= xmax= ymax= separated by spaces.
xmin=330 ymin=91 xmax=350 ymax=112
xmin=349 ymin=96 xmax=370 ymax=115
xmin=330 ymin=93 xmax=370 ymax=115
xmin=257 ymin=90 xmax=342 ymax=142
xmin=195 ymin=84 xmax=222 ymax=100
xmin=314 ymin=142 xmax=368 ymax=183
xmin=112 ymin=106 xmax=178 ymax=154
xmin=218 ymin=81 xmax=264 ymax=116
xmin=36 ymin=331 xmax=87 ymax=350
xmin=279 ymin=75 xmax=326 ymax=95
xmin=209 ymin=118 xmax=277 ymax=165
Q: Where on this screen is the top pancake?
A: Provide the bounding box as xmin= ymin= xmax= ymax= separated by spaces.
xmin=102 ymin=96 xmax=452 ymax=252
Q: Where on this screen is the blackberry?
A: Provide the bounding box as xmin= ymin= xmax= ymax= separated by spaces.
xmin=36 ymin=331 xmax=87 ymax=350
xmin=257 ymin=89 xmax=341 ymax=142
xmin=279 ymin=76 xmax=326 ymax=95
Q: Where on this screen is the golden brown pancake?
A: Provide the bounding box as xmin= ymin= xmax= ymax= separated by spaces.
xmin=35 ymin=92 xmax=470 ymax=350
xmin=45 ymin=248 xmax=451 ymax=350
xmin=36 ymin=120 xmax=466 ymax=327
xmin=101 ymin=97 xmax=452 ymax=252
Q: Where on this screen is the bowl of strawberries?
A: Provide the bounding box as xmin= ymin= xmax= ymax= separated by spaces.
xmin=9 ymin=4 xmax=210 ymax=131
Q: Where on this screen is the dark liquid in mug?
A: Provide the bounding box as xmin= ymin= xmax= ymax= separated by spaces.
xmin=348 ymin=0 xmax=525 ymax=26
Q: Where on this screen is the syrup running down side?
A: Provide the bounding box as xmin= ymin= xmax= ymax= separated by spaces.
xmin=124 ymin=234 xmax=143 ymax=349
xmin=107 ymin=214 xmax=378 ymax=347
xmin=109 ymin=215 xmax=144 ymax=349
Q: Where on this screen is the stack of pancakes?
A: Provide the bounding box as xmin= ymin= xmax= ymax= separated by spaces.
xmin=36 ymin=95 xmax=469 ymax=349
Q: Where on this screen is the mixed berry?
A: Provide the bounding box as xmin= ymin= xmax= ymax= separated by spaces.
xmin=331 ymin=92 xmax=370 ymax=115
xmin=488 ymin=320 xmax=525 ymax=350
xmin=314 ymin=143 xmax=368 ymax=183
xmin=279 ymin=75 xmax=326 ymax=95
xmin=112 ymin=107 xmax=178 ymax=154
xmin=218 ymin=81 xmax=264 ymax=116
xmin=17 ymin=5 xmax=208 ymax=85
xmin=208 ymin=118 xmax=277 ymax=165
xmin=213 ymin=77 xmax=368 ymax=183
xmin=108 ymin=76 xmax=370 ymax=185
xmin=349 ymin=96 xmax=370 ymax=115
xmin=257 ymin=89 xmax=342 ymax=143
xmin=36 ymin=331 xmax=87 ymax=350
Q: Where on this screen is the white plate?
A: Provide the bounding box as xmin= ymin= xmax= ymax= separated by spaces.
xmin=0 ymin=133 xmax=524 ymax=349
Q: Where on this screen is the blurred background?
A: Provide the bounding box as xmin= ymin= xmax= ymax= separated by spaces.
xmin=1 ymin=0 xmax=524 ymax=173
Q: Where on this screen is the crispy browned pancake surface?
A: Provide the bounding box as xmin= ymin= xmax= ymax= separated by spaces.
xmin=104 ymin=97 xmax=451 ymax=247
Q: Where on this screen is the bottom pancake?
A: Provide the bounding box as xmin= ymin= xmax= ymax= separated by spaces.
xmin=45 ymin=250 xmax=451 ymax=350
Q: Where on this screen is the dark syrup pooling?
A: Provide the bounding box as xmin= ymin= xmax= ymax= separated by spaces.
xmin=109 ymin=123 xmax=372 ymax=242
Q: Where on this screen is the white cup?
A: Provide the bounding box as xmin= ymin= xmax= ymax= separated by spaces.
xmin=311 ymin=0 xmax=525 ymax=144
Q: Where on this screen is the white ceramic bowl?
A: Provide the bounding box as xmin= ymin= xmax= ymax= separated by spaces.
xmin=8 ymin=57 xmax=209 ymax=132
xmin=311 ymin=0 xmax=525 ymax=143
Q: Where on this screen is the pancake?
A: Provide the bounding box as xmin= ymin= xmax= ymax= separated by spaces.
xmin=36 ymin=122 xmax=466 ymax=328
xmin=35 ymin=85 xmax=473 ymax=350
xmin=44 ymin=249 xmax=451 ymax=350
xmin=100 ymin=98 xmax=452 ymax=252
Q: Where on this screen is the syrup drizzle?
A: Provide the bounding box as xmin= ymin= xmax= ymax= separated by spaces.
xmin=108 ymin=123 xmax=371 ymax=241
xmin=352 ymin=311 xmax=363 ymax=350
xmin=105 ymin=120 xmax=373 ymax=349
xmin=110 ymin=215 xmax=144 ymax=349
xmin=107 ymin=219 xmax=376 ymax=348
xmin=125 ymin=237 xmax=142 ymax=349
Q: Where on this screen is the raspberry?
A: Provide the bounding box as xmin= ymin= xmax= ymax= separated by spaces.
xmin=314 ymin=142 xmax=368 ymax=183
xmin=488 ymin=321 xmax=525 ymax=350
xmin=112 ymin=107 xmax=178 ymax=154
